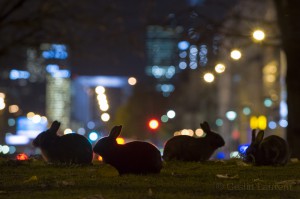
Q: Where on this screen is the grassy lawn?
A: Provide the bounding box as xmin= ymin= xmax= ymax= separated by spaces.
xmin=0 ymin=158 xmax=300 ymax=199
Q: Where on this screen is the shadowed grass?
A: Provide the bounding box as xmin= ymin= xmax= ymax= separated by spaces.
xmin=0 ymin=158 xmax=300 ymax=199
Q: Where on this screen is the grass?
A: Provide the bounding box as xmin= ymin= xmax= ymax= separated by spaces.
xmin=0 ymin=158 xmax=300 ymax=199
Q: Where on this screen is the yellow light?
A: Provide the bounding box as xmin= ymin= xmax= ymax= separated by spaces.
xmin=95 ymin=86 xmax=105 ymax=94
xmin=230 ymin=49 xmax=242 ymax=60
xmin=9 ymin=105 xmax=19 ymax=113
xmin=250 ymin=116 xmax=258 ymax=129
xmin=0 ymin=92 xmax=5 ymax=99
xmin=128 ymin=77 xmax=137 ymax=86
xmin=116 ymin=137 xmax=125 ymax=145
xmin=101 ymin=113 xmax=110 ymax=122
xmin=203 ymin=73 xmax=215 ymax=83
xmin=253 ymin=30 xmax=265 ymax=41
xmin=215 ymin=63 xmax=226 ymax=73
xmin=195 ymin=128 xmax=204 ymax=137
xmin=98 ymin=156 xmax=103 ymax=161
xmin=27 ymin=112 xmax=35 ymax=119
xmin=258 ymin=115 xmax=267 ymax=130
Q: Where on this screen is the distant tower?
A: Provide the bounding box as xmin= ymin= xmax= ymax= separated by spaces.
xmin=146 ymin=25 xmax=182 ymax=96
xmin=41 ymin=43 xmax=71 ymax=130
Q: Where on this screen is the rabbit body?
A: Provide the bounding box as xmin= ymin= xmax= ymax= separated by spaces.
xmin=245 ymin=130 xmax=289 ymax=166
xmin=163 ymin=121 xmax=225 ymax=161
xmin=33 ymin=121 xmax=93 ymax=164
xmin=93 ymin=125 xmax=162 ymax=175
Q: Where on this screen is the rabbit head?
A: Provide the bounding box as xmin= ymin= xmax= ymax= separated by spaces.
xmin=200 ymin=121 xmax=225 ymax=148
xmin=93 ymin=125 xmax=122 ymax=158
xmin=244 ymin=129 xmax=263 ymax=163
xmin=33 ymin=120 xmax=61 ymax=147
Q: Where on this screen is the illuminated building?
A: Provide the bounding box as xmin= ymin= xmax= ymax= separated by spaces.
xmin=146 ymin=25 xmax=182 ymax=96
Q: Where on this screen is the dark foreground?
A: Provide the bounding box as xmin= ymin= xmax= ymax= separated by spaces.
xmin=0 ymin=158 xmax=300 ymax=199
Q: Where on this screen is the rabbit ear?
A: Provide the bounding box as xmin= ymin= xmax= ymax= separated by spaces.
xmin=251 ymin=129 xmax=256 ymax=143
xmin=200 ymin=121 xmax=211 ymax=133
xmin=109 ymin=125 xmax=122 ymax=139
xmin=49 ymin=121 xmax=60 ymax=132
xmin=256 ymin=130 xmax=264 ymax=143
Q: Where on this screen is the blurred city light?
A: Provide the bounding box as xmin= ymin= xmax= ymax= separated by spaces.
xmin=161 ymin=115 xmax=168 ymax=123
xmin=116 ymin=137 xmax=125 ymax=145
xmin=252 ymin=29 xmax=265 ymax=41
xmin=89 ymin=132 xmax=99 ymax=141
xmin=148 ymin=119 xmax=160 ymax=130
xmin=16 ymin=153 xmax=29 ymax=161
xmin=128 ymin=77 xmax=137 ymax=85
xmin=203 ymin=72 xmax=215 ymax=83
xmin=215 ymin=63 xmax=226 ymax=73
xmin=250 ymin=115 xmax=267 ymax=130
xmin=178 ymin=41 xmax=190 ymax=50
xmin=226 ymin=111 xmax=237 ymax=121
xmin=167 ymin=110 xmax=176 ymax=119
xmin=195 ymin=128 xmax=204 ymax=137
xmin=95 ymin=86 xmax=105 ymax=94
xmin=101 ymin=113 xmax=110 ymax=122
xmin=230 ymin=49 xmax=242 ymax=60
xmin=64 ymin=128 xmax=73 ymax=134
xmin=9 ymin=105 xmax=19 ymax=113
xmin=242 ymin=107 xmax=251 ymax=115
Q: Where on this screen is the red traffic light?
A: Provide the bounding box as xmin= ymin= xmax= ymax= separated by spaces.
xmin=148 ymin=118 xmax=160 ymax=130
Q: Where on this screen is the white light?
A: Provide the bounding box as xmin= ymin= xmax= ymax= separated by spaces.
xmin=64 ymin=128 xmax=73 ymax=135
xmin=101 ymin=113 xmax=110 ymax=122
xmin=95 ymin=86 xmax=105 ymax=94
xmin=5 ymin=134 xmax=30 ymax=145
xmin=167 ymin=110 xmax=176 ymax=119
xmin=215 ymin=63 xmax=226 ymax=73
xmin=253 ymin=30 xmax=265 ymax=41
xmin=178 ymin=41 xmax=190 ymax=50
xmin=32 ymin=115 xmax=41 ymax=123
xmin=89 ymin=132 xmax=98 ymax=141
xmin=2 ymin=145 xmax=9 ymax=154
xmin=230 ymin=49 xmax=242 ymax=60
xmin=203 ymin=73 xmax=215 ymax=83
xmin=226 ymin=111 xmax=237 ymax=121
xmin=279 ymin=119 xmax=288 ymax=128
xmin=128 ymin=77 xmax=137 ymax=85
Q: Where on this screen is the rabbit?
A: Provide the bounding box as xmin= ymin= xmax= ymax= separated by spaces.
xmin=93 ymin=125 xmax=162 ymax=175
xmin=163 ymin=121 xmax=225 ymax=161
xmin=244 ymin=129 xmax=289 ymax=166
xmin=33 ymin=121 xmax=93 ymax=165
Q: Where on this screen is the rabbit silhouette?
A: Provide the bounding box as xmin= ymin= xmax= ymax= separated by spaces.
xmin=33 ymin=121 xmax=93 ymax=165
xmin=93 ymin=125 xmax=162 ymax=175
xmin=244 ymin=129 xmax=289 ymax=166
xmin=163 ymin=121 xmax=225 ymax=161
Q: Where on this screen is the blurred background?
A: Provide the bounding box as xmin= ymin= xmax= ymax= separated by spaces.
xmin=0 ymin=0 xmax=287 ymax=159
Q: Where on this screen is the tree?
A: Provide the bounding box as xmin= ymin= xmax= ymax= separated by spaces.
xmin=274 ymin=0 xmax=300 ymax=158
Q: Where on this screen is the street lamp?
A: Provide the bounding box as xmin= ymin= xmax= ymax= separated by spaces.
xmin=215 ymin=63 xmax=226 ymax=73
xmin=230 ymin=49 xmax=242 ymax=60
xmin=203 ymin=72 xmax=215 ymax=83
xmin=252 ymin=29 xmax=265 ymax=41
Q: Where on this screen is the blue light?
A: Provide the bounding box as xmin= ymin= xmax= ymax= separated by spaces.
xmin=9 ymin=70 xmax=30 ymax=80
xmin=216 ymin=151 xmax=226 ymax=159
xmin=46 ymin=64 xmax=59 ymax=73
xmin=178 ymin=41 xmax=190 ymax=51
xmin=51 ymin=69 xmax=71 ymax=78
xmin=89 ymin=132 xmax=99 ymax=141
xmin=268 ymin=121 xmax=277 ymax=129
xmin=215 ymin=119 xmax=223 ymax=127
xmin=42 ymin=44 xmax=68 ymax=59
xmin=238 ymin=144 xmax=249 ymax=154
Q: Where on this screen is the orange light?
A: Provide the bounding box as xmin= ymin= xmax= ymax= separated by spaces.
xmin=16 ymin=153 xmax=29 ymax=161
xmin=148 ymin=119 xmax=160 ymax=130
xmin=116 ymin=137 xmax=125 ymax=145
xmin=98 ymin=156 xmax=103 ymax=161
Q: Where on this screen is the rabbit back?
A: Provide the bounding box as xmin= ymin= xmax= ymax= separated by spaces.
xmin=258 ymin=135 xmax=289 ymax=166
xmin=41 ymin=134 xmax=93 ymax=164
xmin=104 ymin=141 xmax=162 ymax=175
xmin=163 ymin=135 xmax=213 ymax=161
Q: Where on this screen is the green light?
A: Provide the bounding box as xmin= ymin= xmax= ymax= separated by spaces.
xmin=243 ymin=107 xmax=251 ymax=115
